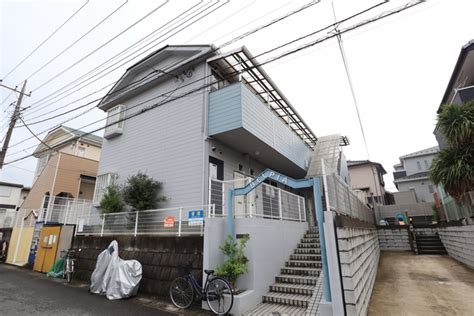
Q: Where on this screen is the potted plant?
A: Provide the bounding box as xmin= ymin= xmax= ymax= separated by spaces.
xmin=215 ymin=235 xmax=249 ymax=293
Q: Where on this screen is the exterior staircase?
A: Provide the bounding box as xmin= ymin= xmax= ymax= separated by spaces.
xmin=245 ymin=229 xmax=321 ymax=315
xmin=416 ymin=233 xmax=447 ymax=255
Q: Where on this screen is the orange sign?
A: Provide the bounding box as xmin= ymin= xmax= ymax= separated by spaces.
xmin=164 ymin=216 xmax=175 ymax=228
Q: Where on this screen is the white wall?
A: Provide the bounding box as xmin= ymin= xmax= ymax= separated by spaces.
xmin=438 ymin=225 xmax=474 ymax=269
xmin=0 ymin=185 xmax=23 ymax=209
xmin=402 ymin=154 xmax=435 ymax=176
xmin=203 ymin=217 xmax=308 ymax=315
xmin=397 ymin=179 xmax=436 ymax=203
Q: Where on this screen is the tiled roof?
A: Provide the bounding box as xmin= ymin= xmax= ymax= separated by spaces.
xmin=400 ymin=146 xmax=438 ymax=159
xmin=62 ymin=126 xmax=103 ymax=145
xmin=347 ymin=160 xmax=387 ymax=175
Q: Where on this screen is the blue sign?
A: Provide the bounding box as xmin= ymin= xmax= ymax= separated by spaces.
xmin=188 ymin=210 xmax=204 ymax=226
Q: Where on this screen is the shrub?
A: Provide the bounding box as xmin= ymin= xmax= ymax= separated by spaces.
xmin=100 ymin=184 xmax=124 ymax=213
xmin=122 ymin=172 xmax=166 ymax=211
xmin=215 ymin=235 xmax=250 ymax=286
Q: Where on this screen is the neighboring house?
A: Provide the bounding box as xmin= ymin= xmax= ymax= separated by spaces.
xmin=0 ymin=182 xmax=30 ymax=228
xmin=21 ymin=126 xmax=102 ymax=212
xmin=347 ymin=160 xmax=388 ymax=205
xmin=93 ymin=45 xmax=319 ymax=209
xmin=393 ymin=146 xmax=439 ymax=203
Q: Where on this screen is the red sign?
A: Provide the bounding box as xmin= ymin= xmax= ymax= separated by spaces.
xmin=164 ymin=216 xmax=175 ymax=228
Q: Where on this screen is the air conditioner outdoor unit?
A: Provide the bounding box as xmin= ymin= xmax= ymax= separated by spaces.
xmin=104 ymin=104 xmax=125 ymax=139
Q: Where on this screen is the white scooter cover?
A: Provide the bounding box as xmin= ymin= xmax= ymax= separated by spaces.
xmin=89 ymin=240 xmax=143 ymax=300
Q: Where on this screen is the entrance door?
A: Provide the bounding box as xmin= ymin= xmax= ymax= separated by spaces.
xmin=33 ymin=226 xmax=61 ymax=273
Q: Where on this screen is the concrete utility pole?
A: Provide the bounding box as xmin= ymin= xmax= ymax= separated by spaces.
xmin=0 ymin=80 xmax=29 ymax=168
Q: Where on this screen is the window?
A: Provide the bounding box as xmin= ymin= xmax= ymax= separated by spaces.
xmin=424 ymin=160 xmax=429 ymax=169
xmin=36 ymin=155 xmax=49 ymax=175
xmin=77 ymin=147 xmax=85 ymax=157
xmin=93 ymin=173 xmax=117 ymax=205
xmin=428 ymin=185 xmax=434 ymax=194
xmin=104 ymin=104 xmax=125 ymax=139
xmin=417 ymin=161 xmax=421 ymax=170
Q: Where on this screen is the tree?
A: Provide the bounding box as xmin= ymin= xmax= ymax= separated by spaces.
xmin=100 ymin=184 xmax=124 ymax=213
xmin=122 ymin=172 xmax=166 ymax=211
xmin=215 ymin=235 xmax=250 ymax=287
xmin=430 ymin=101 xmax=474 ymax=205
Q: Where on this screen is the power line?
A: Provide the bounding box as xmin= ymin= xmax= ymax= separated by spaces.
xmin=21 ymin=0 xmax=319 ymax=126
xmin=22 ymin=1 xmax=214 ymax=116
xmin=30 ymin=0 xmax=170 ymax=92
xmin=8 ymin=0 xmax=385 ymax=153
xmin=25 ymin=0 xmax=129 ymax=80
xmin=2 ymin=0 xmax=90 ymax=80
xmin=4 ymin=0 xmax=424 ymax=166
xmin=332 ymin=0 xmax=371 ymax=158
xmin=17 ymin=114 xmax=53 ymax=151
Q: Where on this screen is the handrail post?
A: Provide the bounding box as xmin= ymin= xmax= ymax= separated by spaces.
xmin=64 ymin=200 xmax=70 ymax=225
xmin=100 ymin=214 xmax=105 ymax=237
xmin=134 ymin=211 xmax=139 ymax=237
xmin=298 ymin=197 xmax=301 ymax=222
xmin=278 ymin=189 xmax=283 ymax=220
xmin=178 ymin=207 xmax=183 ymax=237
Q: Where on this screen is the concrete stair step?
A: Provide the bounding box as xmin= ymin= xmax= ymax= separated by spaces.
xmin=294 ymin=248 xmax=320 ymax=254
xmin=301 ymin=237 xmax=320 ymax=243
xmin=304 ymin=233 xmax=319 ymax=239
xmin=263 ymin=292 xmax=311 ymax=308
xmin=275 ymin=274 xmax=318 ymax=285
xmin=270 ymin=282 xmax=315 ymax=296
xmin=243 ymin=302 xmax=307 ymax=316
xmin=418 ymin=249 xmax=447 ymax=255
xmin=286 ymin=260 xmax=321 ymax=268
xmin=280 ymin=267 xmax=321 ymax=276
xmin=298 ymin=242 xmax=320 ymax=248
xmin=290 ymin=254 xmax=321 ymax=261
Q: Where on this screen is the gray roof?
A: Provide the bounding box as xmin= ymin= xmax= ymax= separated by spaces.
xmin=62 ymin=126 xmax=103 ymax=146
xmin=347 ymin=160 xmax=387 ymax=175
xmin=399 ymin=146 xmax=438 ymax=160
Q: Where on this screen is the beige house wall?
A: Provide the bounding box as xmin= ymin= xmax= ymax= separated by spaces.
xmin=348 ymin=164 xmax=386 ymax=198
xmin=21 ymin=153 xmax=99 ymax=209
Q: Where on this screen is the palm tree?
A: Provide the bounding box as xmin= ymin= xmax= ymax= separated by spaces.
xmin=430 ymin=101 xmax=474 ymax=206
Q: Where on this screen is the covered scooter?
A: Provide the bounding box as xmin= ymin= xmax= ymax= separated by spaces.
xmin=90 ymin=240 xmax=142 ymax=300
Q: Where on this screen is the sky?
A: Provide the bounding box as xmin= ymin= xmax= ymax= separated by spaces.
xmin=0 ymin=0 xmax=472 ymax=192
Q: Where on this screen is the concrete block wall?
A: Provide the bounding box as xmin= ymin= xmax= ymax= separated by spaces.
xmin=73 ymin=235 xmax=203 ymax=297
xmin=438 ymin=225 xmax=474 ymax=269
xmin=377 ymin=227 xmax=411 ymax=251
xmin=336 ymin=223 xmax=380 ymax=316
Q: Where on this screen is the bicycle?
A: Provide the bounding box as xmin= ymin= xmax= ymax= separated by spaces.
xmin=170 ymin=263 xmax=234 ymax=315
xmin=62 ymin=249 xmax=76 ymax=284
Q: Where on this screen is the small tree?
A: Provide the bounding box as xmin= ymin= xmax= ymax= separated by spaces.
xmin=100 ymin=184 xmax=124 ymax=213
xmin=215 ymin=235 xmax=250 ymax=287
xmin=122 ymin=172 xmax=166 ymax=211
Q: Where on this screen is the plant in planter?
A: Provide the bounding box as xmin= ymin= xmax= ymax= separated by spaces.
xmin=215 ymin=235 xmax=250 ymax=291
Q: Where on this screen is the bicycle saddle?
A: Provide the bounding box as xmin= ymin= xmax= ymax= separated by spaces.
xmin=204 ymin=269 xmax=214 ymax=275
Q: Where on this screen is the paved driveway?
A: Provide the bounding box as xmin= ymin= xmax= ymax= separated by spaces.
xmin=368 ymin=251 xmax=474 ymax=316
xmin=0 ymin=263 xmax=208 ymax=316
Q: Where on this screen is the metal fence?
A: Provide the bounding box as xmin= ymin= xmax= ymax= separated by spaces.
xmin=76 ymin=205 xmax=214 ymax=237
xmin=209 ymin=178 xmax=306 ymax=222
xmin=325 ymin=173 xmax=374 ymax=224
xmin=37 ymin=196 xmax=95 ymax=225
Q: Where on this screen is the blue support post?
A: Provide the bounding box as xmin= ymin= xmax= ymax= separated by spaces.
xmin=313 ymin=177 xmax=332 ymax=302
xmin=226 ymin=188 xmax=235 ymax=238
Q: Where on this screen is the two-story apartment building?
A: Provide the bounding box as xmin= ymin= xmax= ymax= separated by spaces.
xmin=93 ymin=45 xmax=318 ymax=210
xmin=0 ymin=182 xmax=30 ymax=228
xmin=393 ymin=146 xmax=439 ymax=203
xmin=22 ymin=125 xmax=102 ymax=212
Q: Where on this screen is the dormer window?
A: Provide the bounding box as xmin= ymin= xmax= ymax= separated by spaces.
xmin=104 ymin=104 xmax=125 ymax=139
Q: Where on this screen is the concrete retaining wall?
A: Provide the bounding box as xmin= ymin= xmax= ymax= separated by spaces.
xmin=377 ymin=226 xmax=411 ymax=251
xmin=438 ymin=225 xmax=474 ymax=269
xmin=335 ymin=217 xmax=379 ymax=316
xmin=73 ymin=235 xmax=203 ymax=297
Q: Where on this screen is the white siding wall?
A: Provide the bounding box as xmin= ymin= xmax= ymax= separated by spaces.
xmin=403 ymin=155 xmax=435 ymax=176
xmin=397 ymin=179 xmax=435 ymax=203
xmin=97 ymin=63 xmax=208 ymax=208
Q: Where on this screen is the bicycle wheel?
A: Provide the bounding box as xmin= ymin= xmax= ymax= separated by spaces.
xmin=66 ymin=271 xmax=73 ymax=284
xmin=206 ymin=277 xmax=233 ymax=315
xmin=170 ymin=277 xmax=194 ymax=309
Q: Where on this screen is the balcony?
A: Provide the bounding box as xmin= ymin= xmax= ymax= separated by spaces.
xmin=208 ymin=82 xmax=311 ymax=178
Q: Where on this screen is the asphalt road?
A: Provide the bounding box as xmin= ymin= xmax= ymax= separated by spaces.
xmin=0 ymin=263 xmax=177 ymax=316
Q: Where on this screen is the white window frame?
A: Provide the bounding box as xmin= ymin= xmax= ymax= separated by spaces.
xmin=93 ymin=173 xmax=117 ymax=206
xmin=104 ymin=104 xmax=125 ymax=139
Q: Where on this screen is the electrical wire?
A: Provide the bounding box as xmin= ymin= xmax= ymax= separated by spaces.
xmin=9 ymin=0 xmax=384 ymax=152
xmin=25 ymin=0 xmax=129 ymax=80
xmin=2 ymin=0 xmax=90 ymax=80
xmin=5 ymin=0 xmax=423 ymax=163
